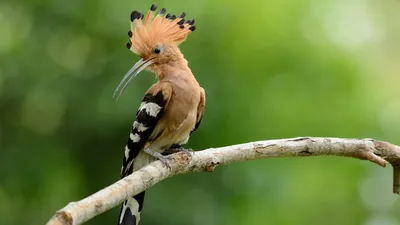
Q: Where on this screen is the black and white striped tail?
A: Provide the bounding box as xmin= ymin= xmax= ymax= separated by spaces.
xmin=118 ymin=192 xmax=145 ymax=225
xmin=118 ymin=90 xmax=167 ymax=225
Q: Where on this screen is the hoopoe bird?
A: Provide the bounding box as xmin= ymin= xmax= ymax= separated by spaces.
xmin=114 ymin=3 xmax=205 ymax=225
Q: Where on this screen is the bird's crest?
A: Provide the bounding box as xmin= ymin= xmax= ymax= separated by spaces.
xmin=126 ymin=3 xmax=196 ymax=55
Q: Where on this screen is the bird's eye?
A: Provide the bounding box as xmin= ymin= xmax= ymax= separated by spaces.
xmin=154 ymin=47 xmax=161 ymax=54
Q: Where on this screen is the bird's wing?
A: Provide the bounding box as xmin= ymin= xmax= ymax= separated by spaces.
xmin=191 ymin=87 xmax=206 ymax=135
xmin=120 ymin=81 xmax=172 ymax=178
xmin=118 ymin=81 xmax=172 ymax=225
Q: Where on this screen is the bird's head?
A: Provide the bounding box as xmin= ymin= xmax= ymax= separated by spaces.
xmin=114 ymin=3 xmax=196 ymax=99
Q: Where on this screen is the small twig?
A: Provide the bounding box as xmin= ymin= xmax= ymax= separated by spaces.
xmin=46 ymin=137 xmax=400 ymax=225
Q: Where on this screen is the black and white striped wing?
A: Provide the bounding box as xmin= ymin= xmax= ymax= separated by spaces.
xmin=118 ymin=83 xmax=172 ymax=225
xmin=120 ymin=89 xmax=169 ymax=178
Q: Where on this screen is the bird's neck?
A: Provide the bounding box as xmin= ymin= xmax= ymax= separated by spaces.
xmin=151 ymin=57 xmax=193 ymax=81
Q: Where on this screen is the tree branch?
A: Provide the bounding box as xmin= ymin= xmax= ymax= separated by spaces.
xmin=46 ymin=137 xmax=400 ymax=225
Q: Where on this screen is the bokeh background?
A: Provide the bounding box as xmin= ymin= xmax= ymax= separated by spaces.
xmin=1 ymin=0 xmax=400 ymax=224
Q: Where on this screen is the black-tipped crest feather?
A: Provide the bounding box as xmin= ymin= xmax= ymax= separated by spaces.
xmin=177 ymin=19 xmax=185 ymax=25
xmin=126 ymin=4 xmax=197 ymax=55
xmin=150 ymin=3 xmax=157 ymax=11
xmin=130 ymin=11 xmax=141 ymax=22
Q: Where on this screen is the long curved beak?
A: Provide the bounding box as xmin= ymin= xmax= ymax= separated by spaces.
xmin=113 ymin=58 xmax=155 ymax=100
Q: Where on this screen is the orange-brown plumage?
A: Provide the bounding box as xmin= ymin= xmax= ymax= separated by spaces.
xmin=127 ymin=7 xmax=195 ymax=62
xmin=116 ymin=3 xmax=204 ymax=225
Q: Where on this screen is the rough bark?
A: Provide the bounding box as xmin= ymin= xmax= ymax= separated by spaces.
xmin=46 ymin=137 xmax=400 ymax=225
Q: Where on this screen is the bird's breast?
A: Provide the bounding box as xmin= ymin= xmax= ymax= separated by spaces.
xmin=153 ymin=81 xmax=199 ymax=147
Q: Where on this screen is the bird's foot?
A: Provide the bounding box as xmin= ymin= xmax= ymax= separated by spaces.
xmin=144 ymin=148 xmax=173 ymax=169
xmin=164 ymin=145 xmax=194 ymax=158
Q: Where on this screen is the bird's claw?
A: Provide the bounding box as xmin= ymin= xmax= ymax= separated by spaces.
xmin=166 ymin=146 xmax=194 ymax=158
xmin=144 ymin=148 xmax=173 ymax=169
xmin=157 ymin=155 xmax=173 ymax=169
xmin=182 ymin=148 xmax=194 ymax=158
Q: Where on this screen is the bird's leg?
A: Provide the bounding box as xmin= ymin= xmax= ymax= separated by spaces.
xmin=163 ymin=144 xmax=194 ymax=158
xmin=144 ymin=148 xmax=173 ymax=169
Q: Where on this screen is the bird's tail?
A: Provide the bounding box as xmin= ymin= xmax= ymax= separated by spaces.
xmin=118 ymin=191 xmax=145 ymax=225
xmin=118 ymin=150 xmax=153 ymax=225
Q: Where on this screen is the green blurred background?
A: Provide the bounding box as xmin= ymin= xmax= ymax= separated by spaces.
xmin=1 ymin=0 xmax=400 ymax=224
